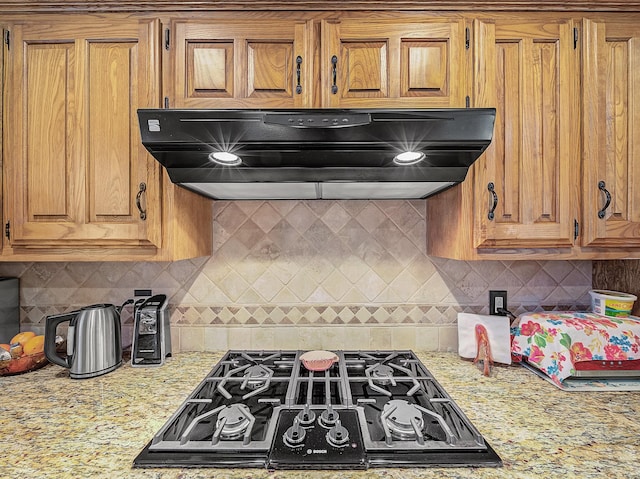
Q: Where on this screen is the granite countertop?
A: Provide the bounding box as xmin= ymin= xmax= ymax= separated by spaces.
xmin=1 ymin=351 xmax=639 ymax=479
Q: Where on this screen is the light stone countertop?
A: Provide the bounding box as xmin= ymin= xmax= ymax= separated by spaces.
xmin=1 ymin=351 xmax=639 ymax=479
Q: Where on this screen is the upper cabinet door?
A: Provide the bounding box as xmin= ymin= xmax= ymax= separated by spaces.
xmin=582 ymin=19 xmax=640 ymax=248
xmin=472 ymin=18 xmax=579 ymax=249
xmin=170 ymin=19 xmax=313 ymax=108
xmin=321 ymin=17 xmax=467 ymax=108
xmin=4 ymin=18 xmax=162 ymax=248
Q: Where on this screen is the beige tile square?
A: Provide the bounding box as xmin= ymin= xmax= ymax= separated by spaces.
xmin=286 ymin=203 xmax=316 ymax=233
xmin=253 ymin=203 xmax=282 ymax=233
xmin=356 ymin=203 xmax=386 ymax=232
xmin=370 ymin=327 xmax=393 ymax=349
xmin=204 ymin=327 xmax=228 ymax=351
xmin=228 ymin=327 xmax=252 ymax=349
xmin=316 ymin=326 xmax=346 ymax=349
xmin=391 ymin=327 xmax=417 ymax=349
xmin=288 ymin=272 xmax=318 ymax=302
xmin=344 ymin=327 xmax=370 ymax=349
xmin=253 ymin=270 xmax=284 ymax=301
xmin=414 ymin=327 xmax=440 ymax=351
xmin=321 ymin=203 xmax=351 ymax=233
xmin=299 ymin=327 xmax=324 ymax=350
xmin=251 ymin=327 xmax=275 ymax=349
xmin=355 ymin=273 xmax=387 ymax=301
xmin=337 ymin=256 xmax=368 ymax=283
xmin=217 ymin=271 xmax=251 ymax=302
xmin=389 ymin=270 xmax=421 ymax=301
xmin=321 ymin=270 xmax=351 ymax=301
xmin=180 ymin=327 xmax=205 ymax=351
xmin=273 ymin=327 xmax=299 ymax=349
xmin=188 ymin=275 xmax=224 ymax=303
xmin=438 ymin=326 xmax=459 ymax=352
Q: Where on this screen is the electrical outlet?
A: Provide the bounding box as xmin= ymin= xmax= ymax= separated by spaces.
xmin=489 ymin=290 xmax=507 ymax=315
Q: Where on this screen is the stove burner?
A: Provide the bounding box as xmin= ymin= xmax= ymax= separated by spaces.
xmin=243 ymin=365 xmax=270 ymax=390
xmin=216 ymin=354 xmax=276 ymax=400
xmin=381 ymin=400 xmax=424 ymax=441
xmin=216 ymin=404 xmax=254 ymax=441
xmin=364 ymin=356 xmax=421 ymax=397
xmin=177 ymin=402 xmax=256 ymax=446
xmin=369 ymin=364 xmax=394 ymax=385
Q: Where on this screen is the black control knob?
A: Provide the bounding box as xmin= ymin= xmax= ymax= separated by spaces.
xmin=283 ymin=417 xmax=306 ymax=447
xmin=326 ymin=419 xmax=349 ymax=448
xmin=319 ymin=404 xmax=339 ymax=428
xmin=296 ymin=404 xmax=316 ymax=427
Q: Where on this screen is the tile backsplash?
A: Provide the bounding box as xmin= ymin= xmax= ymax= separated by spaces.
xmin=0 ymin=200 xmax=592 ymax=351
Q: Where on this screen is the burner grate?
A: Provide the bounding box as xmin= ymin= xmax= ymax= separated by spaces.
xmin=134 ymin=350 xmax=502 ymax=469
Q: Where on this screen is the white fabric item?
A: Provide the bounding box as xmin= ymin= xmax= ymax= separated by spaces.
xmin=457 ymin=313 xmax=512 ymax=365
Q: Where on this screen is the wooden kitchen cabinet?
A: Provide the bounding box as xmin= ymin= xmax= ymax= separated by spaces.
xmin=169 ymin=17 xmax=314 ymax=108
xmin=2 ymin=15 xmax=212 ymax=260
xmin=4 ymin=18 xmax=161 ymax=249
xmin=321 ymin=16 xmax=467 ymax=108
xmin=0 ymin=25 xmax=5 ymax=258
xmin=427 ymin=15 xmax=580 ymax=259
xmin=168 ymin=13 xmax=467 ymax=109
xmin=581 ymin=18 xmax=640 ymax=248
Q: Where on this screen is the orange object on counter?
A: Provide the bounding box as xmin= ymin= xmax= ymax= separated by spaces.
xmin=473 ymin=323 xmax=494 ymax=376
xmin=10 ymin=331 xmax=35 ymax=348
xmin=23 ymin=335 xmax=45 ymax=355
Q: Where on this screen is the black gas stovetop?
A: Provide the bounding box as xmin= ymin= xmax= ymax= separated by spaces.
xmin=133 ymin=350 xmax=502 ymax=470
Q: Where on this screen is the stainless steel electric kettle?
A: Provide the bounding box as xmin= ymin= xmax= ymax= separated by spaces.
xmin=44 ymin=303 xmax=123 ymax=379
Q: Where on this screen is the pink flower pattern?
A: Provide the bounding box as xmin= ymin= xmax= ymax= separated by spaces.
xmin=511 ymin=312 xmax=640 ymax=384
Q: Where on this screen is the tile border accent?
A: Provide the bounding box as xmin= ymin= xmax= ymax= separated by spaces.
xmin=22 ymin=303 xmax=591 ymax=326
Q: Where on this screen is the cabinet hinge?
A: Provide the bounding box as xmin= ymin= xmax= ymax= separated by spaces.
xmin=4 ymin=30 xmax=9 ymax=50
xmin=465 ymin=27 xmax=470 ymax=50
xmin=164 ymin=96 xmax=169 ymax=109
xmin=465 ymin=96 xmax=470 ymax=108
xmin=573 ymin=219 xmax=579 ymax=240
xmin=4 ymin=221 xmax=9 ymax=240
xmin=573 ymin=27 xmax=579 ymax=49
xmin=164 ymin=28 xmax=170 ymax=50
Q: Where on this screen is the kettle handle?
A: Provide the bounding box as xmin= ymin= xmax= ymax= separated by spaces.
xmin=44 ymin=312 xmax=76 ymax=368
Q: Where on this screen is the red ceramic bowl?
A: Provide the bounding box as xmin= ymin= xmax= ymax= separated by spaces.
xmin=0 ymin=351 xmax=48 ymax=376
xmin=300 ymin=350 xmax=339 ymax=371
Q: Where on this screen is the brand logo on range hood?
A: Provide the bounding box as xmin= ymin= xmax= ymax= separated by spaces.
xmin=138 ymin=108 xmax=496 ymax=200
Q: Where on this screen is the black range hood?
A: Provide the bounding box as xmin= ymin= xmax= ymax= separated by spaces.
xmin=137 ymin=108 xmax=495 ymax=200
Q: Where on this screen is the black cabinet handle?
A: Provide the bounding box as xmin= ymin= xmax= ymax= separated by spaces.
xmin=136 ymin=182 xmax=147 ymax=221
xmin=295 ymin=56 xmax=302 ymax=94
xmin=487 ymin=182 xmax=498 ymax=220
xmin=331 ymin=55 xmax=338 ymax=94
xmin=597 ymin=180 xmax=611 ymax=219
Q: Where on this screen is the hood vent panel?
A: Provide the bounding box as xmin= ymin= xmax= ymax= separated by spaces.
xmin=138 ymin=108 xmax=495 ymax=200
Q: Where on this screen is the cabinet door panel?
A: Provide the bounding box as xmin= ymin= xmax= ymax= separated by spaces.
xmin=473 ymin=19 xmax=578 ymax=249
xmin=26 ymin=43 xmax=75 ymax=221
xmin=582 ymin=20 xmax=640 ymax=247
xmin=402 ymin=40 xmax=448 ymax=95
xmin=172 ymin=20 xmax=312 ymax=108
xmin=6 ymin=19 xmax=161 ymax=247
xmin=341 ymin=41 xmax=388 ymax=98
xmin=189 ymin=42 xmax=233 ymax=97
xmin=89 ymin=41 xmax=138 ymax=220
xmin=322 ymin=18 xmax=465 ymax=107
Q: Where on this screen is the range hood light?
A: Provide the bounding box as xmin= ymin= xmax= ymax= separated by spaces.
xmin=393 ymin=151 xmax=425 ymax=166
xmin=209 ymin=151 xmax=242 ymax=166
